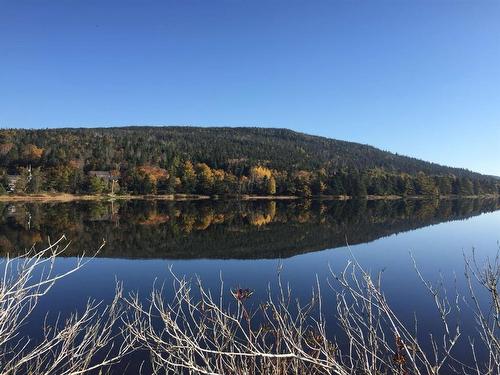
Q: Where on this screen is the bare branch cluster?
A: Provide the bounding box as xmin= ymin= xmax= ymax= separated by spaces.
xmin=331 ymin=257 xmax=461 ymax=375
xmin=0 ymin=236 xmax=134 ymax=375
xmin=461 ymin=248 xmax=500 ymax=375
xmin=1 ymin=236 xmax=498 ymax=375
xmin=124 ymin=253 xmax=500 ymax=375
xmin=123 ymin=269 xmax=345 ymax=375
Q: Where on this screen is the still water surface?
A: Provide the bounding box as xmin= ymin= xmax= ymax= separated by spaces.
xmin=1 ymin=198 xmax=499 ymax=373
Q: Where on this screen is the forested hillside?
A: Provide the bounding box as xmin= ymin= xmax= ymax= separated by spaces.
xmin=0 ymin=127 xmax=498 ymax=197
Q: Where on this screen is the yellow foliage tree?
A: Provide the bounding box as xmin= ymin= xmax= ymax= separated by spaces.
xmin=137 ymin=166 xmax=169 ymax=184
xmin=250 ymin=166 xmax=272 ymax=181
xmin=22 ymin=144 xmax=44 ymax=160
xmin=195 ymin=163 xmax=214 ymax=193
xmin=180 ymin=161 xmax=197 ymax=193
xmin=250 ymin=166 xmax=275 ymax=195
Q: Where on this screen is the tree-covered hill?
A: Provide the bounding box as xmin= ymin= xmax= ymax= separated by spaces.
xmin=0 ymin=126 xmax=498 ymax=197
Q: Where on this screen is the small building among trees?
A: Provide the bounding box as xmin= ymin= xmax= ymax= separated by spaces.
xmin=88 ymin=171 xmax=120 ymax=194
xmin=88 ymin=171 xmax=116 ymax=181
xmin=6 ymin=175 xmax=20 ymax=192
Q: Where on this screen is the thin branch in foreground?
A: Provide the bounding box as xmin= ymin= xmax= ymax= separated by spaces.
xmin=0 ymin=235 xmax=134 ymax=375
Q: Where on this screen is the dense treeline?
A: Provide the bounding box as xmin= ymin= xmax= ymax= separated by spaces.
xmin=1 ymin=127 xmax=498 ymax=197
xmin=1 ymin=198 xmax=499 ymax=259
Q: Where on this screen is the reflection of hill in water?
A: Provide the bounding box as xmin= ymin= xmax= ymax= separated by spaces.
xmin=1 ymin=198 xmax=499 ymax=259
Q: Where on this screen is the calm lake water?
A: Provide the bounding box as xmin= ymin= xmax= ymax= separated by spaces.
xmin=1 ymin=198 xmax=499 ymax=373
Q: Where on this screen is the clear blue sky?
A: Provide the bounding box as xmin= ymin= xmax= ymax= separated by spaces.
xmin=1 ymin=1 xmax=499 ymax=176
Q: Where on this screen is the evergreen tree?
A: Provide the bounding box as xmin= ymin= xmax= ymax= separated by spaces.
xmin=142 ymin=175 xmax=155 ymax=194
xmin=180 ymin=161 xmax=197 ymax=193
xmin=459 ymin=177 xmax=474 ymax=196
xmin=415 ymin=172 xmax=438 ymax=196
xmin=266 ymin=176 xmax=277 ymax=195
xmin=89 ymin=176 xmax=107 ymax=194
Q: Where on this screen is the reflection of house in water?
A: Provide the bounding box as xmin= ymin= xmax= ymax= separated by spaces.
xmin=87 ymin=202 xmax=120 ymax=224
xmin=4 ymin=204 xmax=32 ymax=229
xmin=88 ymin=213 xmax=113 ymax=222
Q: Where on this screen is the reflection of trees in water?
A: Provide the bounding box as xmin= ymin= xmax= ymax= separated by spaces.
xmin=0 ymin=198 xmax=499 ymax=258
xmin=246 ymin=201 xmax=276 ymax=226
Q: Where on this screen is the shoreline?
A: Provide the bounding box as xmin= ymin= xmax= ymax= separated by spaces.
xmin=0 ymin=193 xmax=498 ymax=203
